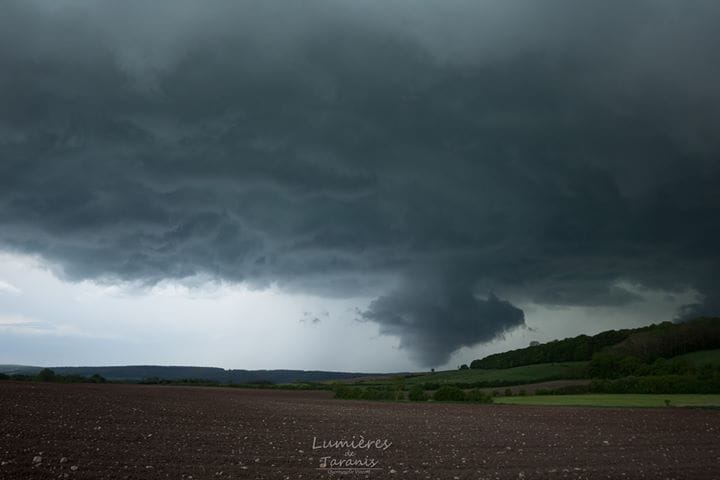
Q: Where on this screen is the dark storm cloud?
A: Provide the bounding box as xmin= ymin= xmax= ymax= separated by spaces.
xmin=362 ymin=276 xmax=524 ymax=367
xmin=1 ymin=0 xmax=720 ymax=365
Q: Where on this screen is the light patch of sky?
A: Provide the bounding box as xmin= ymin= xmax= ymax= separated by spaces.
xmin=0 ymin=251 xmax=414 ymax=372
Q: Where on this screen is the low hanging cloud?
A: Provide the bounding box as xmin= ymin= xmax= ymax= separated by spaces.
xmin=1 ymin=0 xmax=720 ymax=365
xmin=362 ymin=278 xmax=524 ymax=366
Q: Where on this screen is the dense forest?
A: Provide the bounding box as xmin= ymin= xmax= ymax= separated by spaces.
xmin=471 ymin=318 xmax=720 ymax=370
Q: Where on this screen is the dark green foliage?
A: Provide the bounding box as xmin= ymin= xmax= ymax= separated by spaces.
xmin=0 ymin=368 xmax=105 ymax=383
xmin=590 ymin=371 xmax=720 ymax=394
xmin=35 ymin=368 xmax=56 ymax=382
xmin=459 ymin=364 xmax=469 ymax=370
xmin=504 ymin=388 xmax=512 ymax=396
xmin=360 ymin=388 xmax=394 ymax=401
xmin=647 ymin=358 xmax=692 ymax=375
xmin=333 ymin=386 xmax=401 ymax=401
xmin=408 ymin=386 xmax=429 ymax=401
xmin=139 ymin=377 xmax=224 ymax=386
xmin=588 ymin=354 xmax=636 ymax=379
xmin=465 ymin=389 xmax=493 ymax=403
xmin=471 ymin=328 xmax=639 ymax=369
xmin=29 ymin=368 xmax=105 ymax=384
xmin=332 ymin=386 xmax=352 ymax=399
xmin=433 ymin=386 xmax=466 ymax=402
xmin=608 ymin=318 xmax=720 ymax=363
xmin=471 ymin=318 xmax=720 ymax=370
xmin=422 ymin=382 xmax=440 ymax=390
xmin=589 ymin=354 xmax=696 ymax=379
xmin=348 ymin=378 xmax=409 ymax=401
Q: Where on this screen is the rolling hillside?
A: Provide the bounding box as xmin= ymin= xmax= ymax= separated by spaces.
xmin=360 ymin=361 xmax=588 ymax=387
xmin=471 ymin=317 xmax=720 ymax=370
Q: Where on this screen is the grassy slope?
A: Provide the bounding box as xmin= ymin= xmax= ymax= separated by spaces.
xmin=362 ymin=361 xmax=588 ymax=386
xmin=672 ymin=349 xmax=720 ymax=367
xmin=389 ymin=349 xmax=718 ymax=387
xmin=494 ymin=394 xmax=720 ymax=407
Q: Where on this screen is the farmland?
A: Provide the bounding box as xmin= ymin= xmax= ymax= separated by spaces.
xmin=2 ymin=382 xmax=720 ymax=479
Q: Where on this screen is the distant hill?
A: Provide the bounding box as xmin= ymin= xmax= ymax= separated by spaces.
xmin=471 ymin=317 xmax=720 ymax=370
xmin=0 ymin=365 xmax=42 ymax=375
xmin=0 ymin=365 xmax=392 ymax=384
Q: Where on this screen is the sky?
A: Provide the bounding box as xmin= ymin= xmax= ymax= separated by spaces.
xmin=1 ymin=0 xmax=719 ymax=371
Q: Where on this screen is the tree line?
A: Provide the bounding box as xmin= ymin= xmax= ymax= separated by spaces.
xmin=471 ymin=318 xmax=719 ymax=370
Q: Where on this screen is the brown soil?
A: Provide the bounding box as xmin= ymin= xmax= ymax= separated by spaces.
xmin=1 ymin=382 xmax=719 ymax=479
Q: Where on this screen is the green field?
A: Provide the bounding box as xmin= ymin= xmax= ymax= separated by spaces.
xmin=494 ymin=394 xmax=720 ymax=407
xmin=672 ymin=349 xmax=720 ymax=367
xmin=364 ymin=361 xmax=588 ymax=386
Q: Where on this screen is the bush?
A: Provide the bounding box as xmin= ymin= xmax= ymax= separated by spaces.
xmin=647 ymin=358 xmax=692 ymax=376
xmin=334 ymin=386 xmax=398 ymax=401
xmin=433 ymin=386 xmax=466 ymax=402
xmin=504 ymin=388 xmax=513 ymax=396
xmin=408 ymin=386 xmax=429 ymax=402
xmin=35 ymin=368 xmax=56 ymax=382
xmin=588 ymin=354 xmax=625 ymax=379
xmin=590 ymin=373 xmax=720 ymax=394
xmin=465 ymin=389 xmax=493 ymax=403
xmin=360 ymin=388 xmax=384 ymax=400
xmin=422 ymin=382 xmax=440 ymax=390
xmin=333 ymin=386 xmax=353 ymax=399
